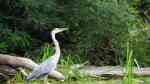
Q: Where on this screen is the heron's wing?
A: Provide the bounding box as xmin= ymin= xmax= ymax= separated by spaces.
xmin=26 ymin=56 xmax=57 ymax=81
xmin=40 ymin=56 xmax=57 ymax=70
xmin=26 ymin=66 xmax=49 ymax=81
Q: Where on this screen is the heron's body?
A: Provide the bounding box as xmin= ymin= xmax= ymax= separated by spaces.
xmin=26 ymin=56 xmax=57 ymax=80
xmin=25 ymin=28 xmax=67 ymax=83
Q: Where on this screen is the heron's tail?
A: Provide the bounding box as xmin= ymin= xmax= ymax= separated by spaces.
xmin=26 ymin=74 xmax=35 ymax=81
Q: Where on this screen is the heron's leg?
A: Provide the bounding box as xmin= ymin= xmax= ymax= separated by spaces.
xmin=24 ymin=80 xmax=29 ymax=84
xmin=43 ymin=75 xmax=50 ymax=84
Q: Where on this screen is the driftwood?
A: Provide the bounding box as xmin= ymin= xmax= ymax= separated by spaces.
xmin=0 ymin=65 xmax=17 ymax=82
xmin=0 ymin=54 xmax=38 ymax=69
xmin=75 ymin=65 xmax=150 ymax=78
xmin=0 ymin=54 xmax=64 ymax=81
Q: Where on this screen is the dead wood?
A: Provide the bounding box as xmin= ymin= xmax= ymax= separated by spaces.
xmin=77 ymin=65 xmax=150 ymax=78
xmin=0 ymin=54 xmax=64 ymax=81
xmin=0 ymin=65 xmax=17 ymax=82
xmin=0 ymin=54 xmax=38 ymax=69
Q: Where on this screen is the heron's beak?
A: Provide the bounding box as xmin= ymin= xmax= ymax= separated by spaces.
xmin=59 ymin=28 xmax=68 ymax=32
xmin=61 ymin=28 xmax=68 ymax=31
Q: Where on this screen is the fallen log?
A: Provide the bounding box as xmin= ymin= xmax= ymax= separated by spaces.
xmin=0 ymin=54 xmax=38 ymax=69
xmin=0 ymin=54 xmax=64 ymax=81
xmin=0 ymin=65 xmax=17 ymax=82
xmin=75 ymin=65 xmax=150 ymax=78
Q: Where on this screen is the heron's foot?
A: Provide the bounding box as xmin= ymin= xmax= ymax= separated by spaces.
xmin=47 ymin=82 xmax=51 ymax=84
xmin=43 ymin=77 xmax=50 ymax=84
xmin=43 ymin=79 xmax=47 ymax=84
xmin=44 ymin=80 xmax=51 ymax=84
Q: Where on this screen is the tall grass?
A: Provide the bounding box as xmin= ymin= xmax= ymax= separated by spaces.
xmin=15 ymin=72 xmax=23 ymax=82
xmin=123 ymin=42 xmax=134 ymax=84
xmin=37 ymin=43 xmax=54 ymax=62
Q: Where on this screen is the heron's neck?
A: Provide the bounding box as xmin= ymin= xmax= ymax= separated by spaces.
xmin=51 ymin=32 xmax=60 ymax=58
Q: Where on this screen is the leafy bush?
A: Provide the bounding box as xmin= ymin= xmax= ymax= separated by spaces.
xmin=60 ymin=0 xmax=140 ymax=64
xmin=0 ymin=28 xmax=32 ymax=54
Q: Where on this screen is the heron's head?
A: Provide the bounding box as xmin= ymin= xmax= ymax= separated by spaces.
xmin=52 ymin=28 xmax=68 ymax=34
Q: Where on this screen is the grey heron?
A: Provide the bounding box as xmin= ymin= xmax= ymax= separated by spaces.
xmin=25 ymin=28 xmax=68 ymax=84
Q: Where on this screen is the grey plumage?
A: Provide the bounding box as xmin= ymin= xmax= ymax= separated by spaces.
xmin=25 ymin=28 xmax=68 ymax=83
xmin=26 ymin=57 xmax=57 ymax=80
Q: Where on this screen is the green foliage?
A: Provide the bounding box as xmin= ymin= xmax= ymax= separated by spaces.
xmin=21 ymin=0 xmax=60 ymax=24
xmin=0 ymin=17 xmax=32 ymax=54
xmin=123 ymin=42 xmax=134 ymax=84
xmin=130 ymin=27 xmax=150 ymax=66
xmin=37 ymin=43 xmax=54 ymax=63
xmin=62 ymin=0 xmax=142 ymax=64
